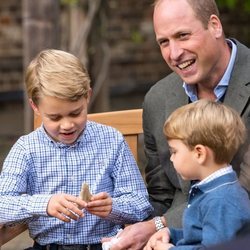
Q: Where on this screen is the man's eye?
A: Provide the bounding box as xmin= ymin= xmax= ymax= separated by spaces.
xmin=159 ymin=39 xmax=169 ymax=47
xmin=179 ymin=33 xmax=189 ymax=39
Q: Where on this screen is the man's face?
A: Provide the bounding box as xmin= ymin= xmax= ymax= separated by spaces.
xmin=33 ymin=95 xmax=89 ymax=145
xmin=153 ymin=0 xmax=224 ymax=86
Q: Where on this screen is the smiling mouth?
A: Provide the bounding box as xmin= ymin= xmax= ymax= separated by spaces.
xmin=61 ymin=131 xmax=75 ymax=136
xmin=177 ymin=59 xmax=195 ymax=70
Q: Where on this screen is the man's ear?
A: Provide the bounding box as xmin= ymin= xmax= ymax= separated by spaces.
xmin=208 ymin=14 xmax=223 ymax=39
xmin=194 ymin=144 xmax=207 ymax=164
xmin=29 ymin=99 xmax=40 ymax=115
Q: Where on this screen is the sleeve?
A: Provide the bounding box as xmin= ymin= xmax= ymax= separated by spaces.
xmin=0 ymin=137 xmax=52 ymax=225
xmin=143 ymin=99 xmax=189 ymax=228
xmin=163 ymin=190 xmax=187 ymax=228
xmin=238 ymin=112 xmax=250 ymax=196
xmin=170 ymin=246 xmax=204 ymax=250
xmin=169 ymin=229 xmax=205 ymax=250
xmin=170 ymin=193 xmax=250 ymax=250
xmin=143 ymin=100 xmax=175 ymax=212
xmin=199 ymin=197 xmax=249 ymax=246
xmin=169 ymin=228 xmax=184 ymax=245
xmin=106 ymin=138 xmax=153 ymax=224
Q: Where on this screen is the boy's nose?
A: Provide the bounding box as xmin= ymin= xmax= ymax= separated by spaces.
xmin=60 ymin=119 xmax=73 ymax=130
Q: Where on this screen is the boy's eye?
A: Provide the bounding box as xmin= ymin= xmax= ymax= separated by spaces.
xmin=49 ymin=116 xmax=61 ymax=121
xmin=70 ymin=112 xmax=81 ymax=117
xmin=169 ymin=148 xmax=176 ymax=155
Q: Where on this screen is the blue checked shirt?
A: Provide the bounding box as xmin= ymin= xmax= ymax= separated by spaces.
xmin=0 ymin=121 xmax=153 ymax=245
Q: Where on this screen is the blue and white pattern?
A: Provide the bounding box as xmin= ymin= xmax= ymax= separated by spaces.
xmin=0 ymin=121 xmax=153 ymax=245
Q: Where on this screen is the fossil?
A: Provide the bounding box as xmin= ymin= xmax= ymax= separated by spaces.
xmin=79 ymin=182 xmax=92 ymax=202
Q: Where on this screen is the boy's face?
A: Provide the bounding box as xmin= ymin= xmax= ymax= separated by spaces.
xmin=168 ymin=139 xmax=200 ymax=180
xmin=32 ymin=94 xmax=90 ymax=145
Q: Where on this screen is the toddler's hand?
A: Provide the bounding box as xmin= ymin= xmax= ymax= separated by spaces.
xmin=154 ymin=241 xmax=174 ymax=250
xmin=144 ymin=228 xmax=170 ymax=250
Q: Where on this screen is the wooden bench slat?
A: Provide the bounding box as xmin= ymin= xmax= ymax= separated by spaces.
xmin=0 ymin=224 xmax=28 ymax=246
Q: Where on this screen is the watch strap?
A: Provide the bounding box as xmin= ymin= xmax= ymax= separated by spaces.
xmin=153 ymin=216 xmax=165 ymax=231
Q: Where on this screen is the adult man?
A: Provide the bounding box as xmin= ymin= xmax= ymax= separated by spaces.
xmin=102 ymin=0 xmax=250 ymax=249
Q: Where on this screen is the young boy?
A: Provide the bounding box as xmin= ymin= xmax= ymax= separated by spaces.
xmin=0 ymin=49 xmax=153 ymax=249
xmin=145 ymin=100 xmax=250 ymax=250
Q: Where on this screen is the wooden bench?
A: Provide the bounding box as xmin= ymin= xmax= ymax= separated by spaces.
xmin=0 ymin=109 xmax=143 ymax=248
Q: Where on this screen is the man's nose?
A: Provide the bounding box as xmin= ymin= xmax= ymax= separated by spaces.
xmin=169 ymin=42 xmax=183 ymax=61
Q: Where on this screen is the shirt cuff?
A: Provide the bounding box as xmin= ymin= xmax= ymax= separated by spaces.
xmin=26 ymin=194 xmax=53 ymax=216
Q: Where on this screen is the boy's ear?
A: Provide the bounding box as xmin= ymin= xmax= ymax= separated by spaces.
xmin=194 ymin=144 xmax=207 ymax=164
xmin=87 ymin=88 xmax=92 ymax=104
xmin=29 ymin=99 xmax=40 ymax=115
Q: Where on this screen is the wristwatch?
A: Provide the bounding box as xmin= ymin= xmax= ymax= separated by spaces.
xmin=153 ymin=216 xmax=165 ymax=231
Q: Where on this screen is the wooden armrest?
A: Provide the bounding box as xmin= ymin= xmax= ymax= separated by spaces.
xmin=0 ymin=224 xmax=28 ymax=246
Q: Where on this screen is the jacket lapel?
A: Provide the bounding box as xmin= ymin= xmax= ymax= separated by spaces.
xmin=224 ymin=40 xmax=250 ymax=115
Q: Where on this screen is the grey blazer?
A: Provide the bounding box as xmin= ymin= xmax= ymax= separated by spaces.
xmin=143 ymin=39 xmax=250 ymax=227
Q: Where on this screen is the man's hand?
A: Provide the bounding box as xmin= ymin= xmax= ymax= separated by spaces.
xmin=102 ymin=219 xmax=157 ymax=250
xmin=47 ymin=193 xmax=86 ymax=222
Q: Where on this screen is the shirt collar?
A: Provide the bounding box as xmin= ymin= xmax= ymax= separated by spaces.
xmin=197 ymin=165 xmax=233 ymax=186
xmin=183 ymin=39 xmax=237 ymax=102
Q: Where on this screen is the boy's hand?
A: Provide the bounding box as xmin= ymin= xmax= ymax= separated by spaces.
xmin=85 ymin=192 xmax=112 ymax=218
xmin=47 ymin=193 xmax=86 ymax=222
xmin=151 ymin=241 xmax=174 ymax=250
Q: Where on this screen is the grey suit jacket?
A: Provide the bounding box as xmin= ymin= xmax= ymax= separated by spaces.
xmin=143 ymin=39 xmax=250 ymax=227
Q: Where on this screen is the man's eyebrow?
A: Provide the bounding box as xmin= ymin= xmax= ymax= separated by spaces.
xmin=156 ymin=36 xmax=168 ymax=43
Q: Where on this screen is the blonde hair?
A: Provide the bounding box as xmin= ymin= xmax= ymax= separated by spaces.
xmin=25 ymin=49 xmax=91 ymax=105
xmin=163 ymin=100 xmax=246 ymax=164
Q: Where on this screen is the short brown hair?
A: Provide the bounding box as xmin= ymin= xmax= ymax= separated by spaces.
xmin=163 ymin=100 xmax=246 ymax=164
xmin=153 ymin=0 xmax=220 ymax=28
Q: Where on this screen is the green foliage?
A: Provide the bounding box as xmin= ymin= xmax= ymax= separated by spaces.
xmin=61 ymin=0 xmax=79 ymax=6
xmin=217 ymin=0 xmax=236 ymax=9
xmin=244 ymin=2 xmax=250 ymax=12
xmin=217 ymin=0 xmax=250 ymax=13
xmin=131 ymin=30 xmax=143 ymax=44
